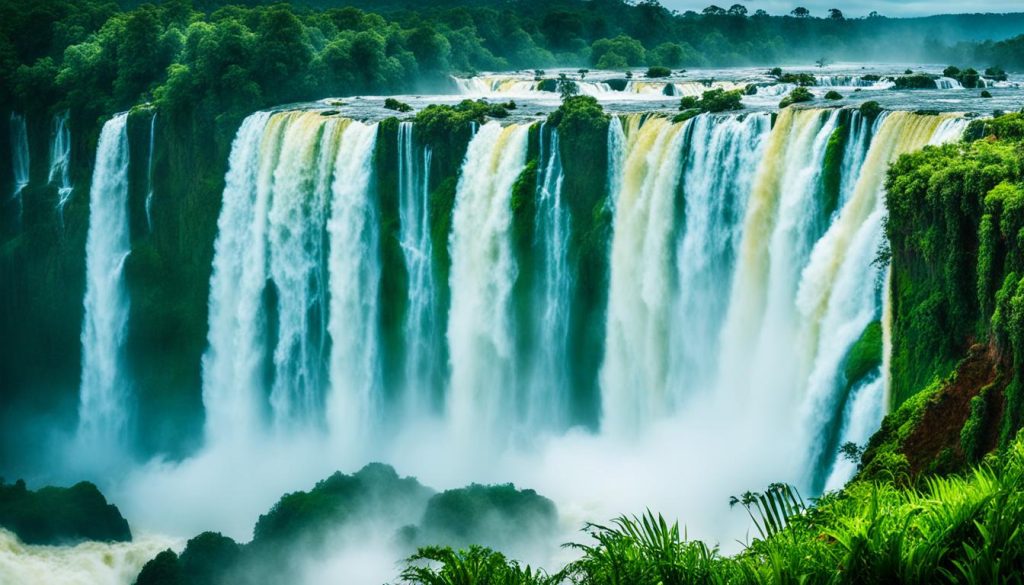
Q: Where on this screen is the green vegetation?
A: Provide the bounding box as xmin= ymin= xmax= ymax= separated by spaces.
xmin=892 ymin=74 xmax=938 ymax=89
xmin=130 ymin=437 xmax=1024 ymax=584
xmin=401 ymin=546 xmax=560 ymax=585
xmin=677 ymin=88 xmax=744 ymax=117
xmin=859 ymin=100 xmax=883 ymax=120
xmin=253 ymin=463 xmax=432 ymax=547
xmin=548 ymin=95 xmax=610 ymax=426
xmin=645 ymin=66 xmax=671 ymax=78
xmin=779 ymin=86 xmax=813 ymax=108
xmin=397 ymin=436 xmax=1024 ymax=584
xmin=411 ymin=484 xmax=557 ymax=552
xmin=824 ymin=90 xmax=843 ymax=100
xmin=0 ymin=479 xmax=131 ymax=545
xmin=844 ymin=321 xmax=883 ymax=389
xmin=385 ymin=98 xmax=414 ymax=113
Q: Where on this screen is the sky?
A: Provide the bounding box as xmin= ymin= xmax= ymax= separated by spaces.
xmin=662 ymin=0 xmax=1024 ymax=18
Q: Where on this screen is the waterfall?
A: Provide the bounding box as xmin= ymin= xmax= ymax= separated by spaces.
xmin=49 ymin=112 xmax=73 ymax=227
xmin=325 ymin=120 xmax=380 ymax=445
xmin=606 ymin=116 xmax=626 ymax=212
xmin=144 ymin=113 xmax=156 ymax=231
xmin=9 ymin=113 xmax=29 ymax=223
xmin=77 ymin=113 xmax=132 ymax=450
xmin=189 ymin=105 xmax=967 ymax=496
xmin=522 ymin=125 xmax=572 ymax=431
xmin=600 ymin=116 xmax=690 ymax=434
xmin=202 ymin=112 xmax=274 ymax=442
xmin=598 ymin=108 xmax=964 ymax=489
xmin=715 ymin=109 xmax=841 ymax=411
xmin=202 ymin=112 xmax=380 ymax=444
xmin=795 ymin=112 xmax=962 ymax=490
xmin=935 ymin=77 xmax=963 ymax=90
xmin=398 ymin=122 xmax=441 ymax=417
xmin=666 ymin=113 xmax=771 ymax=403
xmin=446 ymin=121 xmax=531 ymax=442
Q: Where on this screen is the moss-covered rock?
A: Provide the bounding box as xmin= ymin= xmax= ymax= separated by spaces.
xmin=412 ymin=483 xmax=557 ymax=552
xmin=0 ymin=479 xmax=132 ymax=545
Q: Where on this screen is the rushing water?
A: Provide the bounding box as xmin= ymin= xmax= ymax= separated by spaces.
xmin=77 ymin=113 xmax=132 ymax=453
xmin=446 ymin=122 xmax=531 ymax=444
xmin=144 ymin=113 xmax=157 ymax=232
xmin=49 ymin=111 xmax=74 ymax=228
xmin=9 ymin=113 xmax=29 ymax=224
xmin=398 ymin=122 xmax=441 ymax=419
xmin=173 ymin=107 xmax=971 ymax=486
xmin=30 ymin=99 xmax=975 ymax=582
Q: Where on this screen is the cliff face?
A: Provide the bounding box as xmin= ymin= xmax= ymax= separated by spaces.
xmin=861 ymin=114 xmax=1024 ymax=480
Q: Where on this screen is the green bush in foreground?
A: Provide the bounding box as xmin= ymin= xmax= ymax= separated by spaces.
xmin=400 ymin=436 xmax=1024 ymax=584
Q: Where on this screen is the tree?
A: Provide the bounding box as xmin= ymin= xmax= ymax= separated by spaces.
xmin=702 ymin=5 xmax=726 ymax=16
xmin=558 ymin=73 xmax=579 ymax=100
xmin=791 ymin=7 xmax=810 ymax=18
xmin=828 ymin=8 xmax=844 ymax=20
xmin=728 ymin=4 xmax=748 ymax=16
xmin=754 ymin=9 xmax=769 ymax=17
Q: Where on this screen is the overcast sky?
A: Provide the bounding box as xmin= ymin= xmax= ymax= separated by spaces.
xmin=661 ymin=0 xmax=1024 ymax=18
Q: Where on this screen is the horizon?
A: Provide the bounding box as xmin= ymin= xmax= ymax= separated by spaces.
xmin=660 ymin=1 xmax=1024 ymax=18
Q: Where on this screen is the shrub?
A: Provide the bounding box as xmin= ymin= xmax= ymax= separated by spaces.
xmin=645 ymin=66 xmax=671 ymax=78
xmin=985 ymin=66 xmax=1008 ymax=81
xmin=981 ymin=90 xmax=993 ymax=98
xmin=893 ymin=74 xmax=938 ymax=89
xmin=860 ymin=100 xmax=882 ymax=120
xmin=779 ymin=86 xmax=813 ymax=108
xmin=824 ymin=90 xmax=843 ymax=100
xmin=384 ymin=97 xmax=413 ymax=112
xmin=681 ymin=88 xmax=744 ymax=114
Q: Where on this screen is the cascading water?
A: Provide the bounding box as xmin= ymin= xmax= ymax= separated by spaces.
xmin=935 ymin=77 xmax=964 ymax=90
xmin=601 ymin=115 xmax=691 ymax=434
xmin=521 ymin=125 xmax=572 ymax=431
xmin=144 ymin=113 xmax=156 ymax=231
xmin=9 ymin=113 xmax=29 ymax=223
xmin=446 ymin=121 xmax=531 ymax=443
xmin=77 ymin=113 xmax=132 ymax=451
xmin=189 ymin=104 xmax=966 ymax=515
xmin=202 ymin=112 xmax=381 ymax=444
xmin=667 ymin=112 xmax=771 ymax=402
xmin=397 ymin=122 xmax=441 ymax=418
xmin=797 ymin=111 xmax=962 ymax=490
xmin=324 ymin=120 xmax=381 ymax=445
xmin=599 ymin=108 xmax=965 ymax=493
xmin=48 ymin=111 xmax=73 ymax=227
xmin=606 ymin=116 xmax=626 ymax=211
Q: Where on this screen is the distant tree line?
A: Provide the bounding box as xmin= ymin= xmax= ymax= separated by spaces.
xmin=4 ymin=0 xmax=1024 ymax=122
